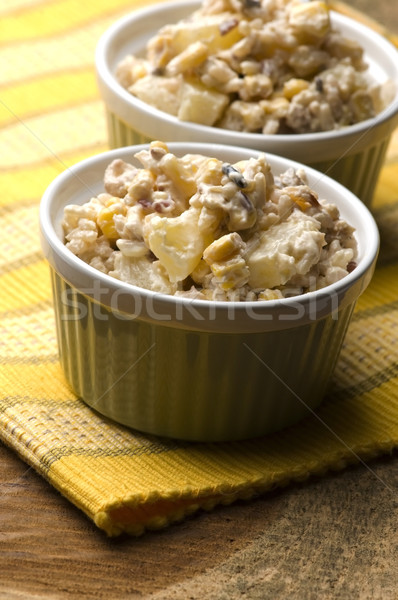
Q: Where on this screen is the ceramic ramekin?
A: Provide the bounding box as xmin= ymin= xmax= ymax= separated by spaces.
xmin=95 ymin=0 xmax=398 ymax=207
xmin=40 ymin=143 xmax=379 ymax=442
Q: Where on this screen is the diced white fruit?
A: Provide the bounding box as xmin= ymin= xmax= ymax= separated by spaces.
xmin=288 ymin=1 xmax=330 ymax=39
xmin=143 ymin=208 xmax=213 ymax=282
xmin=129 ymin=75 xmax=181 ymax=116
xmin=112 ymin=254 xmax=177 ymax=295
xmin=246 ymin=214 xmax=325 ymax=289
xmin=178 ymin=80 xmax=229 ymax=125
xmin=171 ymin=15 xmax=242 ymax=54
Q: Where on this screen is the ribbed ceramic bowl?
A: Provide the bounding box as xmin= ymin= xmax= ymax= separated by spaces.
xmin=95 ymin=0 xmax=398 ymax=207
xmin=40 ymin=143 xmax=379 ymax=442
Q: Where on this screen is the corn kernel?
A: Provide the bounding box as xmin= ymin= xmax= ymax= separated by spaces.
xmin=258 ymin=289 xmax=283 ymax=300
xmin=104 ymin=197 xmax=126 ymax=210
xmin=210 ymin=255 xmax=250 ymax=290
xmin=195 ymin=157 xmax=224 ymax=186
xmin=260 ymin=97 xmax=290 ymax=117
xmin=203 ymin=232 xmax=244 ymax=265
xmin=150 ymin=140 xmax=169 ymax=153
xmin=97 ymin=198 xmax=126 ymax=240
xmin=283 ymin=78 xmax=309 ymax=100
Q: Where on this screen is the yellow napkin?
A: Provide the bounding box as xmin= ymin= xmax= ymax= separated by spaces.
xmin=1 ymin=0 xmax=398 ymax=537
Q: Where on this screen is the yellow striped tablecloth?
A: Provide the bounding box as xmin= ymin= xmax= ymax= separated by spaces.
xmin=1 ymin=0 xmax=398 ymax=537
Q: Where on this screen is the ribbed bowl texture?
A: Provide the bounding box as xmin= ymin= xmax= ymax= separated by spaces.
xmin=40 ymin=143 xmax=379 ymax=441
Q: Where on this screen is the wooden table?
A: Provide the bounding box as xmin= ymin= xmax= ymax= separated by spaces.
xmin=2 ymin=440 xmax=397 ymax=599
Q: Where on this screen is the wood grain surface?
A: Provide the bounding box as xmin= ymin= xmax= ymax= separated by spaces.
xmin=1 ymin=440 xmax=398 ymax=599
xmin=1 ymin=2 xmax=398 ymax=599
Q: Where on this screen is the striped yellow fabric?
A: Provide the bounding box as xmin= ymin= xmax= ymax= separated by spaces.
xmin=1 ymin=0 xmax=398 ymax=537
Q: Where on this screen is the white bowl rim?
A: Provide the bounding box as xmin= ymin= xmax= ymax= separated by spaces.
xmin=39 ymin=142 xmax=379 ymax=333
xmin=95 ymin=0 xmax=398 ymax=148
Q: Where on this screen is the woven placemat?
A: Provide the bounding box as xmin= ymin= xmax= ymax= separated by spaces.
xmin=1 ymin=0 xmax=398 ymax=536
